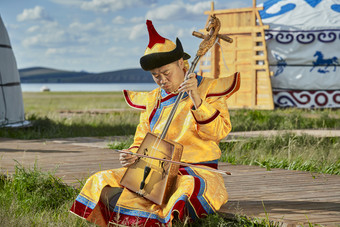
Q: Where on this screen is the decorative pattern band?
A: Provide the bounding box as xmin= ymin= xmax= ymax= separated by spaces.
xmin=273 ymin=89 xmax=340 ymax=108
xmin=265 ymin=29 xmax=340 ymax=44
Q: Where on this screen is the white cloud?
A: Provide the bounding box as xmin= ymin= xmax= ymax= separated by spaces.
xmin=130 ymin=17 xmax=144 ymax=24
xmin=17 ymin=6 xmax=52 ymax=22
xmin=46 ymin=48 xmax=66 ymax=55
xmin=45 ymin=47 xmax=88 ymax=56
xmin=27 ymin=25 xmax=40 ymax=33
xmin=108 ymin=46 xmax=140 ymax=57
xmin=81 ymin=0 xmax=134 ymax=13
xmin=69 ymin=21 xmax=98 ymax=32
xmin=112 ymin=16 xmax=144 ymax=24
xmin=112 ymin=16 xmax=126 ymax=24
xmin=21 ymin=21 xmax=70 ymax=48
xmin=145 ymin=1 xmax=210 ymax=21
xmin=22 ymin=30 xmax=68 ymax=48
xmin=146 ymin=4 xmax=185 ymax=21
xmin=188 ymin=1 xmax=211 ymax=14
xmin=219 ymin=1 xmax=251 ymax=9
xmin=68 ymin=19 xmax=115 ymax=45
xmin=129 ymin=23 xmax=146 ymax=40
xmin=49 ymin=0 xmax=83 ymax=5
xmin=80 ymin=0 xmax=157 ymax=13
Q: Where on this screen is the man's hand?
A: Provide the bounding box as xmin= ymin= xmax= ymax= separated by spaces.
xmin=120 ymin=150 xmax=138 ymax=167
xmin=178 ymin=73 xmax=202 ymax=109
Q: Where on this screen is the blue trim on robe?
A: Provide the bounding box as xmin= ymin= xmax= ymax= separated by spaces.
xmin=193 ymin=160 xmax=218 ymax=165
xmin=114 ymin=194 xmax=189 ymax=223
xmin=183 ymin=167 xmax=215 ymax=215
xmin=76 ymin=195 xmax=96 ymax=210
xmin=150 ymin=75 xmax=203 ymax=132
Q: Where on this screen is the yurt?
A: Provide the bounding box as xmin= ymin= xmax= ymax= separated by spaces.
xmin=259 ymin=0 xmax=340 ymax=108
xmin=0 ymin=15 xmax=30 ymax=127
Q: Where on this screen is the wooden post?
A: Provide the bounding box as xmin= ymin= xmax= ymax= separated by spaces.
xmin=251 ymin=1 xmax=256 ymax=107
xmin=211 ymin=1 xmax=214 ymax=12
xmin=213 ymin=42 xmax=220 ymax=78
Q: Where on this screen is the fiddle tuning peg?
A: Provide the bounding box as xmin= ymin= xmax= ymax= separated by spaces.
xmin=140 ymin=166 xmax=151 ymax=190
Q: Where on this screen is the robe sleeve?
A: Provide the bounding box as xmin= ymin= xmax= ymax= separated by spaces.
xmin=128 ymin=110 xmax=150 ymax=153
xmin=123 ymin=90 xmax=152 ymax=153
xmin=190 ymin=97 xmax=231 ymax=141
xmin=190 ymin=72 xmax=240 ymax=141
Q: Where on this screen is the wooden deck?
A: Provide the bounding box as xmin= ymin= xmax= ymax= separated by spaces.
xmin=1 ymin=137 xmax=339 ymax=226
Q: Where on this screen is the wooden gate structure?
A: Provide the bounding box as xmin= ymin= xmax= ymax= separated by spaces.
xmin=198 ymin=1 xmax=274 ymax=109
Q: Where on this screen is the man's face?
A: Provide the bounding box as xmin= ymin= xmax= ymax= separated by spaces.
xmin=150 ymin=58 xmax=185 ymax=93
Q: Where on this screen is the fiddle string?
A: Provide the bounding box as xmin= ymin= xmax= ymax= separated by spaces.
xmin=215 ymin=39 xmax=230 ymax=72
xmin=144 ymin=89 xmax=167 ymax=169
xmin=146 ymin=134 xmax=163 ymax=168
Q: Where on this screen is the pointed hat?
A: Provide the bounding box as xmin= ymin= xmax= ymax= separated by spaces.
xmin=140 ymin=20 xmax=190 ymax=71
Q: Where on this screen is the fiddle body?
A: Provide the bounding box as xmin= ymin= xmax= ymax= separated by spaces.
xmin=120 ymin=132 xmax=183 ymax=205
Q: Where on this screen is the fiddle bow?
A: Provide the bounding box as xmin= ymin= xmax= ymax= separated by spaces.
xmin=119 ymin=15 xmax=233 ymax=205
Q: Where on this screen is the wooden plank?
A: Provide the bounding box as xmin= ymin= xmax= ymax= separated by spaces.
xmin=253 ymin=46 xmax=266 ymax=51
xmin=204 ymin=6 xmax=264 ymax=15
xmin=255 ymin=10 xmax=263 ymax=26
xmin=253 ymin=55 xmax=267 ymax=60
xmin=255 ymin=65 xmax=268 ymax=70
xmin=218 ymin=26 xmax=269 ymax=34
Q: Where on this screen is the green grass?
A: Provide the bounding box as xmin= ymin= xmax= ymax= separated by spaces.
xmin=1 ymin=92 xmax=140 ymax=139
xmin=189 ymin=213 xmax=282 ymax=227
xmin=23 ymin=92 xmax=127 ymax=113
xmin=0 ymin=165 xmax=281 ymax=227
xmin=0 ymin=112 xmax=139 ymax=139
xmin=0 ymin=163 xmax=94 ymax=226
xmin=219 ymin=134 xmax=340 ymax=175
xmin=230 ymin=108 xmax=340 ymax=131
xmin=1 ymin=92 xmax=339 ymax=139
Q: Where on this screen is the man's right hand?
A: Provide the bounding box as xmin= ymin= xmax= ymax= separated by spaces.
xmin=119 ymin=150 xmax=138 ymax=167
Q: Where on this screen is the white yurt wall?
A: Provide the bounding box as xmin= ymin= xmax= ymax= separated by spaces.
xmin=0 ymin=15 xmax=28 ymax=127
xmin=259 ymin=0 xmax=340 ymax=108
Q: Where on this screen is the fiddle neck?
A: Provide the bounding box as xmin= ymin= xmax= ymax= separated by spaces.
xmin=159 ymin=55 xmax=200 ymax=140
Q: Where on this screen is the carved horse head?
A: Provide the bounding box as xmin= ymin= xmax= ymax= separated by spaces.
xmin=206 ymin=15 xmax=220 ymax=37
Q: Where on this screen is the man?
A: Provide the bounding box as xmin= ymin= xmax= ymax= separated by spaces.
xmin=70 ymin=20 xmax=240 ymax=226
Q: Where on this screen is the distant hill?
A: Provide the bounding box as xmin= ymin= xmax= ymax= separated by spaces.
xmin=19 ymin=67 xmax=154 ymax=83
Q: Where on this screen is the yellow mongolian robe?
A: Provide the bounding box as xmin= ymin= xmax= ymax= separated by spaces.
xmin=70 ymin=72 xmax=240 ymax=226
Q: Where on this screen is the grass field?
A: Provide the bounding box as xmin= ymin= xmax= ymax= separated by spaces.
xmin=2 ymin=91 xmax=340 ymax=139
xmin=1 ymin=91 xmax=339 ymax=226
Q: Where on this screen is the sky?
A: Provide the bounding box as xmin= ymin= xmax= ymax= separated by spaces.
xmin=1 ymin=0 xmax=265 ymax=73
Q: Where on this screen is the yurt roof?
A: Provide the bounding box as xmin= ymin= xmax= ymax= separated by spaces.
xmin=0 ymin=16 xmax=11 ymax=46
xmin=259 ymin=0 xmax=340 ymax=29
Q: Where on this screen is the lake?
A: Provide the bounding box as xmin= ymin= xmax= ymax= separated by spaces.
xmin=21 ymin=83 xmax=158 ymax=92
